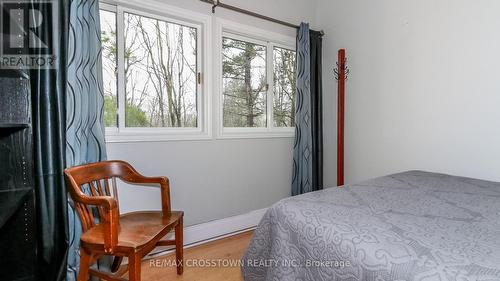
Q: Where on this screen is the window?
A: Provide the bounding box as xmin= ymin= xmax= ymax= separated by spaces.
xmin=220 ymin=30 xmax=296 ymax=137
xmin=100 ymin=9 xmax=117 ymax=127
xmin=123 ymin=12 xmax=198 ymax=128
xmin=222 ymin=37 xmax=267 ymax=128
xmin=99 ymin=4 xmax=295 ymax=141
xmin=99 ymin=3 xmax=208 ymax=141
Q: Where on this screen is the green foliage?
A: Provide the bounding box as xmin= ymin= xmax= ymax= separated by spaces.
xmin=125 ymin=102 xmax=150 ymax=127
xmin=103 ymin=95 xmax=150 ymax=127
xmin=101 ymin=30 xmax=117 ymax=64
xmin=104 ymin=95 xmax=117 ymax=127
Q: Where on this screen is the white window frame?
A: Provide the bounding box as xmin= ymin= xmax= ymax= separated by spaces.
xmin=100 ymin=0 xmax=212 ymax=143
xmin=215 ymin=18 xmax=297 ymax=139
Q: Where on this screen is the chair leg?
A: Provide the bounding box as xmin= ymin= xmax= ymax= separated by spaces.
xmin=128 ymin=253 xmax=142 ymax=281
xmin=175 ymin=218 xmax=184 ymax=275
xmin=78 ymin=249 xmax=92 ymax=281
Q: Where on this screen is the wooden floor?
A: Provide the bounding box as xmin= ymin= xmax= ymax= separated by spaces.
xmin=138 ymin=231 xmax=254 ymax=281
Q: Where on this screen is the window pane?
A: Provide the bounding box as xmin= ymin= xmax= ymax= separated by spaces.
xmin=222 ymin=37 xmax=267 ymax=128
xmin=273 ymin=47 xmax=296 ymax=127
xmin=100 ymin=9 xmax=117 ymax=127
xmin=124 ymin=13 xmax=198 ymax=127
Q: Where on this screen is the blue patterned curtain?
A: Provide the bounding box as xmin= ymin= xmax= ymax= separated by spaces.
xmin=292 ymin=23 xmax=323 ymax=196
xmin=65 ymin=0 xmax=107 ymax=279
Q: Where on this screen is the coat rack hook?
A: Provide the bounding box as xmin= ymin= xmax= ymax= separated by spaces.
xmin=212 ymin=0 xmax=220 ymax=13
xmin=333 ymin=58 xmax=350 ymax=81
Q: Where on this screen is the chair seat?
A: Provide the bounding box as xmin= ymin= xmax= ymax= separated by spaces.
xmin=81 ymin=211 xmax=183 ymax=252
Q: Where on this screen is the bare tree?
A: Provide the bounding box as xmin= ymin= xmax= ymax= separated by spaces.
xmin=126 ymin=14 xmax=197 ymax=127
xmin=273 ymin=48 xmax=296 ymax=127
xmin=222 ymin=38 xmax=267 ymax=127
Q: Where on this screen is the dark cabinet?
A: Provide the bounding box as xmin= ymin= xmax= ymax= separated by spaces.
xmin=0 ymin=72 xmax=37 ymax=281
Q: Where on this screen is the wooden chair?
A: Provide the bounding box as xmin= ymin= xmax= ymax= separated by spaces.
xmin=64 ymin=160 xmax=184 ymax=281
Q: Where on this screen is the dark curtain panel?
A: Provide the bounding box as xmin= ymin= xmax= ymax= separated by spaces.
xmin=292 ymin=23 xmax=323 ymax=196
xmin=29 ymin=1 xmax=70 ymax=281
xmin=309 ymin=30 xmax=323 ymax=192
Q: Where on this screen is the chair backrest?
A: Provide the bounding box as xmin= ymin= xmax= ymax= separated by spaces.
xmin=64 ymin=160 xmax=139 ymax=231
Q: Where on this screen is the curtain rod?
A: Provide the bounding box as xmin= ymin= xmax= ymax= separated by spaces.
xmin=199 ymin=0 xmax=324 ymax=36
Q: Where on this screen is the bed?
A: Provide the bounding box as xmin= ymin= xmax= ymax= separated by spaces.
xmin=241 ymin=171 xmax=500 ymax=281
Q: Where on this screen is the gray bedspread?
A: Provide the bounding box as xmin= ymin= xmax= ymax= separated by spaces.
xmin=242 ymin=171 xmax=500 ymax=281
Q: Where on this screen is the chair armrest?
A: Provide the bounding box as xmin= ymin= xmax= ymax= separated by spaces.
xmin=72 ymin=194 xmax=119 ymax=253
xmin=121 ymin=173 xmax=172 ymax=216
xmin=75 ymin=194 xmax=118 ymax=209
xmin=123 ymin=174 xmax=167 ymax=185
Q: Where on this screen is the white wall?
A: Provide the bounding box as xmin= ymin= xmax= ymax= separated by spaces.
xmin=106 ymin=0 xmax=319 ymax=226
xmin=317 ymin=0 xmax=500 ymax=184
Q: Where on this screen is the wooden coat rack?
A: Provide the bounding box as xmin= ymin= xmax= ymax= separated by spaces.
xmin=334 ymin=49 xmax=349 ymax=186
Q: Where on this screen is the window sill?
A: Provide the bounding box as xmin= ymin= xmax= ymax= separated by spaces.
xmin=106 ymin=128 xmax=295 ymax=143
xmin=105 ymin=128 xmax=212 ymax=143
xmin=217 ymin=129 xmax=294 ymax=140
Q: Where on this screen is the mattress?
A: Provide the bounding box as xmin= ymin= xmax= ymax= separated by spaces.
xmin=241 ymin=171 xmax=500 ymax=281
